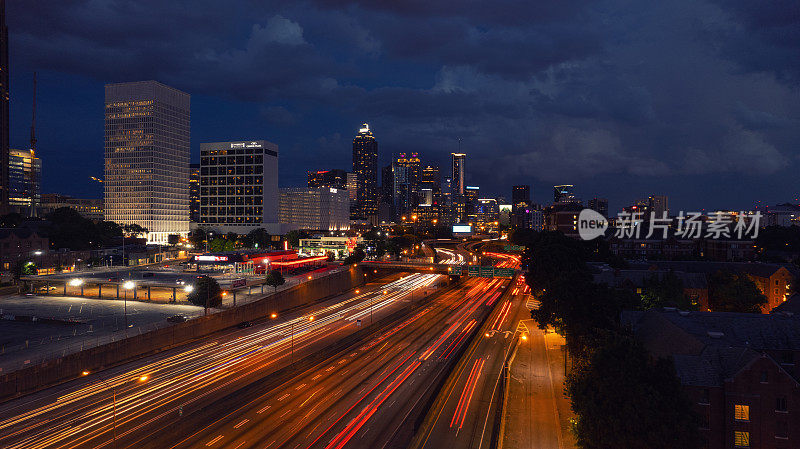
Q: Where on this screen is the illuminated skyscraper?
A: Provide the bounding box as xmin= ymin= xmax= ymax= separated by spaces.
xmin=104 ymin=81 xmax=190 ymax=244
xmin=421 ymin=164 xmax=441 ymax=193
xmin=512 ymin=185 xmax=532 ymax=229
xmin=352 ymin=123 xmax=378 ymax=221
xmin=189 ymin=163 xmax=200 ymax=223
xmin=553 ymin=184 xmax=576 ymax=203
xmin=451 ymin=153 xmax=465 ymax=195
xmin=0 ymin=0 xmax=8 ymax=211
xmin=8 ymin=149 xmax=40 ymax=210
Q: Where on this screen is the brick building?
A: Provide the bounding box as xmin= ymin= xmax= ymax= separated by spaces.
xmin=631 ymin=261 xmax=797 ymax=313
xmin=0 ymin=228 xmax=48 ymax=271
xmin=623 ymin=309 xmax=800 ymax=449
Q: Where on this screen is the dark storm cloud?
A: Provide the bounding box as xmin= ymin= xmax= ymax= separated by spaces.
xmin=7 ymin=0 xmax=800 ymax=209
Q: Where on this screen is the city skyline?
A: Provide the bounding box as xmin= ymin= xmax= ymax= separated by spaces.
xmin=2 ymin=1 xmax=799 ymax=212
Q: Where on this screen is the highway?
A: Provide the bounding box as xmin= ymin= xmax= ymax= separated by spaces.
xmin=163 ymin=277 xmax=508 ymax=449
xmin=411 ymin=253 xmax=528 ymax=449
xmin=0 ymin=272 xmax=442 ymax=449
xmin=0 ymin=271 xmax=510 ymax=449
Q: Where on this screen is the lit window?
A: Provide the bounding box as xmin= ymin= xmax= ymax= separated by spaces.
xmin=734 ymin=404 xmax=750 ymax=421
xmin=734 ymin=431 xmax=749 ymax=447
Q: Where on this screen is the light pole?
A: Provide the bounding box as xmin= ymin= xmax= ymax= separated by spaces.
xmin=291 ymin=315 xmax=314 ymax=367
xmin=122 ymin=281 xmax=134 ymax=330
xmin=82 ymin=370 xmax=148 ymax=449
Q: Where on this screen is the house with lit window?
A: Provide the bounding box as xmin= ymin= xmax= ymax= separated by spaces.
xmin=623 ymin=309 xmax=800 ymax=449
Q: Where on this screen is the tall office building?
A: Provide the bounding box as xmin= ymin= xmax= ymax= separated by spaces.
xmin=395 ymin=153 xmax=421 ymax=205
xmin=648 ymin=195 xmax=669 ymax=217
xmin=588 ymin=197 xmax=609 ymax=218
xmin=199 ymin=140 xmax=279 ymax=234
xmin=104 ymin=81 xmax=190 ymax=244
xmin=0 ymin=0 xmax=9 ymax=211
xmin=420 ymin=164 xmax=441 ymax=193
xmin=553 ymin=184 xmax=576 ymax=203
xmin=380 ymin=164 xmax=394 ymax=205
xmin=451 ymin=153 xmax=466 ymax=195
xmin=352 ymin=123 xmax=378 ymax=221
xmin=8 ymin=149 xmax=40 ymax=210
xmin=189 ymin=163 xmax=200 ymax=223
xmin=512 ymin=185 xmax=532 ymax=229
xmin=308 ymin=169 xmax=348 ymax=190
xmin=279 ymin=187 xmax=350 ymax=231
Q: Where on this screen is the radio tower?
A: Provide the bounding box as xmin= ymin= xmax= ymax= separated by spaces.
xmin=29 ymin=72 xmax=37 ymax=217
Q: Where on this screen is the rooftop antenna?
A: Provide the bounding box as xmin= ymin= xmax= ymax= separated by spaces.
xmin=29 ymin=72 xmax=37 ymax=217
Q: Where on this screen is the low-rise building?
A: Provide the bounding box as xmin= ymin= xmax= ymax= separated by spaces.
xmin=279 ymin=187 xmax=350 ymax=231
xmin=298 ymin=236 xmax=362 ymax=259
xmin=623 ymin=309 xmax=800 ymax=449
xmin=0 ymin=228 xmax=48 ymax=271
xmin=39 ymin=194 xmax=104 ymax=221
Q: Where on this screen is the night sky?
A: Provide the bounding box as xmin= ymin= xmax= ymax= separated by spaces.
xmin=6 ymin=0 xmax=800 ymax=214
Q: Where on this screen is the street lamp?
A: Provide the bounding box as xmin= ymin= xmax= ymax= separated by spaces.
xmin=122 ymin=281 xmax=134 ymax=330
xmin=291 ymin=315 xmax=315 ymax=367
xmin=81 ymin=370 xmax=148 ymax=449
xmin=183 ymin=285 xmax=194 ymax=293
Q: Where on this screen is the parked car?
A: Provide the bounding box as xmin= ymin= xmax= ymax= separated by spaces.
xmin=166 ymin=315 xmax=188 ymax=323
xmin=237 ymin=321 xmax=253 ymax=329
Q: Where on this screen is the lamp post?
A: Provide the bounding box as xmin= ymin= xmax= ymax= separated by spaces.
xmin=291 ymin=315 xmax=314 ymax=367
xmin=122 ymin=281 xmax=134 ymax=330
xmin=82 ymin=370 xmax=148 ymax=449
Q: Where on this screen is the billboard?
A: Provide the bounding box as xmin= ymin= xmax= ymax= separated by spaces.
xmin=452 ymin=224 xmax=472 ymax=234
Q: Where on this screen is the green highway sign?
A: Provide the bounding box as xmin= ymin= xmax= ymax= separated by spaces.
xmin=503 ymin=244 xmax=525 ymax=252
xmin=480 ymin=266 xmax=494 ymax=277
xmin=449 ymin=266 xmax=462 ymax=275
xmin=468 ymin=266 xmax=480 ymax=276
xmin=494 ymin=268 xmax=514 ymax=279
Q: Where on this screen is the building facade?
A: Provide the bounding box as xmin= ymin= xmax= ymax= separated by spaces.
xmin=588 ymin=197 xmax=609 ymax=218
xmin=308 ymin=169 xmax=348 ymax=190
xmin=512 ymin=185 xmax=532 ymax=229
xmin=352 ymin=124 xmax=378 ymax=221
xmin=279 ymin=187 xmax=349 ymax=231
xmin=199 ymin=140 xmax=279 ymax=234
xmin=421 ymin=164 xmax=441 ymax=193
xmin=39 ymin=194 xmax=103 ymax=221
xmin=624 ymin=309 xmax=800 ymax=449
xmin=553 ymin=184 xmax=576 ymax=203
xmin=104 ymin=81 xmax=190 ymax=244
xmin=8 ymin=148 xmax=40 ymax=214
xmin=189 ymin=163 xmax=200 ymax=223
xmin=451 ymin=153 xmax=465 ymax=195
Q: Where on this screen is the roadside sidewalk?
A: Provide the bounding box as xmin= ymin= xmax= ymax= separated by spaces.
xmin=501 ymin=323 xmax=576 ymax=449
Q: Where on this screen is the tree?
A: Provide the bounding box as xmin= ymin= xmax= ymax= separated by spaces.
xmin=708 ymin=270 xmax=767 ymax=313
xmin=342 ymin=247 xmax=366 ymax=265
xmin=189 ymin=228 xmax=206 ymax=249
xmin=243 ymin=228 xmax=272 ymax=249
xmin=187 ymin=276 xmax=222 ymax=308
xmin=0 ymin=212 xmax=24 ymax=228
xmin=123 ymin=223 xmax=148 ymax=238
xmin=167 ymin=234 xmax=181 ymax=245
xmin=567 ymin=333 xmax=703 ymax=449
xmin=641 ymin=271 xmax=694 ymax=310
xmin=209 ymin=238 xmax=227 ymax=252
xmin=14 ymin=261 xmax=37 ymax=280
xmin=533 ymin=274 xmax=640 ymax=355
xmin=285 ymin=230 xmax=310 ymax=248
xmin=526 ymin=231 xmax=592 ymax=295
xmin=265 ymin=269 xmax=285 ymax=291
